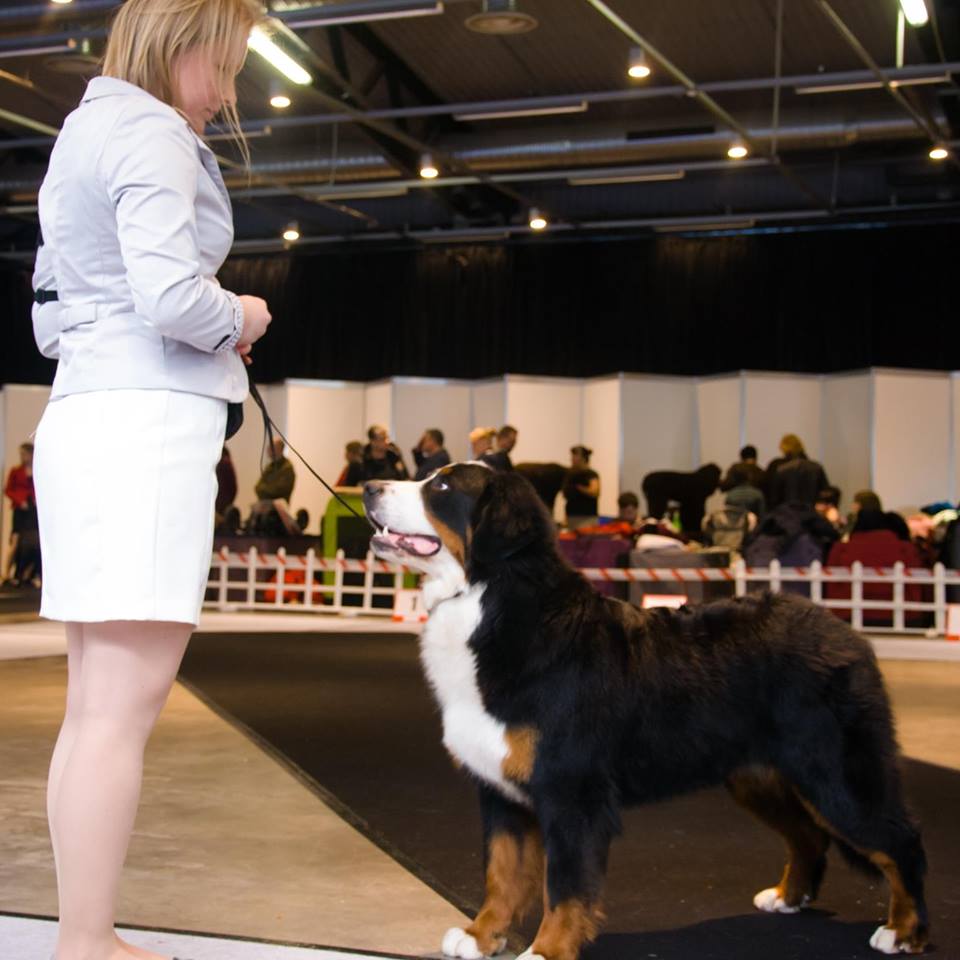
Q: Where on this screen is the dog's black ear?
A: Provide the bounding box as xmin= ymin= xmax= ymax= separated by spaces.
xmin=470 ymin=471 xmax=553 ymax=566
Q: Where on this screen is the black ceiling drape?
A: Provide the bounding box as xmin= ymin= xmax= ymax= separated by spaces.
xmin=3 ymin=224 xmax=957 ymax=387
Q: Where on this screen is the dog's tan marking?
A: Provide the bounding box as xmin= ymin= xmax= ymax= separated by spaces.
xmin=503 ymin=726 xmax=540 ymax=783
xmin=423 ymin=505 xmax=466 ymax=569
xmin=869 ymin=851 xmax=927 ymax=951
xmin=530 ymin=898 xmax=602 ymax=960
xmin=728 ymin=767 xmax=829 ymax=906
xmin=465 ymin=829 xmax=544 ymax=955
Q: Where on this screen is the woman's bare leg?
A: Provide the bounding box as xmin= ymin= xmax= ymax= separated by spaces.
xmin=49 ymin=620 xmax=192 ymax=960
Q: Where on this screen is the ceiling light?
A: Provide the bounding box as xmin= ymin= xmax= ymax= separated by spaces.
xmin=528 ymin=208 xmax=548 ymax=230
xmin=454 ymin=101 xmax=588 ymax=122
xmin=282 ymin=222 xmax=300 ymax=242
xmin=727 ymin=141 xmax=749 ymax=159
xmin=569 ymin=170 xmax=685 ymax=186
xmin=270 ymin=94 xmax=291 ymax=109
xmin=929 ymin=145 xmax=949 ymax=160
xmin=248 ymin=26 xmax=312 ymax=86
xmin=50 ymin=0 xmax=74 ymax=4
xmin=282 ymin=0 xmax=443 ymax=28
xmin=898 ymin=0 xmax=929 ymax=27
xmin=656 ymin=219 xmax=756 ymax=233
xmin=419 ymin=153 xmax=439 ymax=179
xmin=627 ymin=46 xmax=651 ymax=80
xmin=466 ymin=0 xmax=538 ymax=35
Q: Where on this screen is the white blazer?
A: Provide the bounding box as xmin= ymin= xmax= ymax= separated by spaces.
xmin=32 ymin=76 xmax=247 ymax=402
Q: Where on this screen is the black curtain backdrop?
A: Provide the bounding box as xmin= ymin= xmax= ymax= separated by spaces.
xmin=3 ymin=224 xmax=957 ymax=387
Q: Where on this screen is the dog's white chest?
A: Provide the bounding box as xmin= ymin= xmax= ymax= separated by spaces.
xmin=421 ymin=584 xmax=527 ymax=805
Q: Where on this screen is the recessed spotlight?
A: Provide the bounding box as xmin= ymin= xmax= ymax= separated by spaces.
xmin=419 ymin=153 xmax=439 ymax=179
xmin=466 ymin=0 xmax=538 ymax=35
xmin=528 ymin=208 xmax=548 ymax=231
xmin=627 ymin=46 xmax=651 ymax=80
xmin=929 ymin=145 xmax=949 ymax=161
xmin=51 ymin=0 xmax=74 ymax=5
xmin=282 ymin=222 xmax=300 ymax=242
xmin=270 ymin=94 xmax=291 ymax=109
xmin=727 ymin=142 xmax=749 ymax=159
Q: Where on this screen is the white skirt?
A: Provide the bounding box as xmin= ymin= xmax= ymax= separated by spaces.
xmin=33 ymin=389 xmax=227 ymax=625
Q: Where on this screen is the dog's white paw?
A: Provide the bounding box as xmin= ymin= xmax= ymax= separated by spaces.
xmin=869 ymin=925 xmax=913 ymax=954
xmin=442 ymin=928 xmax=483 ymax=959
xmin=515 ymin=949 xmax=545 ymax=960
xmin=753 ymin=887 xmax=804 ymax=914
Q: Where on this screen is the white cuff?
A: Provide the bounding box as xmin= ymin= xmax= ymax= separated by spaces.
xmin=214 ymin=291 xmax=244 ymax=353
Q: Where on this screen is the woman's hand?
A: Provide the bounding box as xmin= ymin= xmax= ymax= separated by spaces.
xmin=236 ymin=295 xmax=271 ymax=348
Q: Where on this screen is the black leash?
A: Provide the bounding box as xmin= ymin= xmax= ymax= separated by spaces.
xmin=247 ymin=380 xmax=375 ymax=529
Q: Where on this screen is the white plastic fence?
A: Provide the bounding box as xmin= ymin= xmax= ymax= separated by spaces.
xmin=204 ymin=548 xmax=960 ymax=635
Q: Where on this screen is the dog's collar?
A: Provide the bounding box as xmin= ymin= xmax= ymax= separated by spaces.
xmin=422 ymin=575 xmax=469 ymax=613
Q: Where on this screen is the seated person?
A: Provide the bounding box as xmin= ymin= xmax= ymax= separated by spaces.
xmin=336 ymin=441 xmax=365 ymax=487
xmin=412 ymin=428 xmax=451 ymax=480
xmin=616 ymin=491 xmax=640 ymax=525
xmin=722 ymin=466 xmax=765 ymax=518
xmin=487 ymin=425 xmax=517 ymax=471
xmin=850 ymin=489 xmax=911 ymax=542
xmin=826 ymin=507 xmax=928 ymax=625
xmin=249 ymin=438 xmax=296 ymax=535
xmin=362 ymin=425 xmax=409 ymax=481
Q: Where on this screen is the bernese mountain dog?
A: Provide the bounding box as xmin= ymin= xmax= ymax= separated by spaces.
xmin=362 ymin=462 xmax=928 ymax=960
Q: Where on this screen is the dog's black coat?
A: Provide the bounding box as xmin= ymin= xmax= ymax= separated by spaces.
xmin=367 ymin=464 xmax=929 ymax=956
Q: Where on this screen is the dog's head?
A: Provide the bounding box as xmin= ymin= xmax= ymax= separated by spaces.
xmin=363 ymin=462 xmax=555 ymax=580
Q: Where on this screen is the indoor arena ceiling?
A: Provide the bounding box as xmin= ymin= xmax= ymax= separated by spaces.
xmin=0 ymin=0 xmax=958 ymax=254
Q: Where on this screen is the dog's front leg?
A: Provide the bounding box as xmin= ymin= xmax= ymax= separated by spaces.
xmin=443 ymin=785 xmax=543 ymax=959
xmin=517 ymin=784 xmax=616 ymax=960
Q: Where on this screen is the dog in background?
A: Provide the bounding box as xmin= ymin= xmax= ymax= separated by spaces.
xmin=363 ymin=463 xmax=929 ymax=960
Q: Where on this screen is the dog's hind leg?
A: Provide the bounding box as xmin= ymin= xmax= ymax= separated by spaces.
xmin=442 ymin=785 xmax=543 ymax=959
xmin=727 ymin=766 xmax=830 ymax=913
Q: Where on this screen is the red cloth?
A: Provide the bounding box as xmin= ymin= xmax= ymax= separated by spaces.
xmin=825 ymin=530 xmax=929 ymax=626
xmin=4 ymin=465 xmax=33 ymax=510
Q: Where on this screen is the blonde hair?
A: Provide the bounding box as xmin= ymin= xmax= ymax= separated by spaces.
xmin=469 ymin=427 xmax=496 ymax=444
xmin=102 ymin=0 xmax=263 ymax=166
xmin=779 ymin=433 xmax=806 ymax=458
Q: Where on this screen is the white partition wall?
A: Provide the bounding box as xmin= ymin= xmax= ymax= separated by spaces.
xmin=582 ymin=376 xmax=621 ymax=517
xmin=872 ymin=370 xmax=951 ymax=512
xmin=821 ymin=372 xmax=872 ymax=512
xmin=363 ymin=380 xmax=393 ymax=441
xmin=952 ymin=373 xmax=960 ymax=504
xmin=621 ymin=375 xmax=698 ymax=501
xmin=696 ymin=375 xmax=741 ymax=471
xmin=392 ymin=378 xmax=473 ymax=467
xmin=504 ymin=375 xmax=583 ymax=465
xmin=1 ymin=384 xmax=51 ymax=573
xmin=284 ymin=380 xmax=366 ymax=529
xmin=743 ymin=372 xmax=823 ymax=465
xmin=470 ymin=378 xmax=507 ymax=442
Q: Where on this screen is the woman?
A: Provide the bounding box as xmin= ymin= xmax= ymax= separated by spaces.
xmin=30 ymin=2 xmax=270 ymax=959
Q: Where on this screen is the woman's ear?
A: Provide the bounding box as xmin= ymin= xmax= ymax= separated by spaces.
xmin=469 ymin=472 xmax=551 ymax=567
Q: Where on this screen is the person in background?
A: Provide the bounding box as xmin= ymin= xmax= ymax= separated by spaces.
xmin=487 ymin=424 xmax=517 ymax=471
xmin=215 ymin=445 xmax=237 ymax=520
xmin=469 ymin=426 xmax=497 ymax=461
xmin=767 ymin=433 xmax=829 ymax=509
xmin=29 ymin=2 xmax=272 ymax=959
xmin=255 ymin=437 xmax=295 ymax=503
xmin=722 ymin=469 xmax=765 ymax=518
xmin=850 ymin=489 xmax=911 ymax=542
xmin=720 ymin=444 xmax=765 ymax=492
xmin=362 ymin=425 xmax=409 ymax=481
xmin=336 ymin=440 xmax=364 ymax=487
xmin=815 ymin=485 xmax=845 ymax=535
xmin=4 ymin=442 xmax=37 ymax=586
xmin=412 ymin=428 xmax=451 ymax=480
xmin=617 ymin=491 xmax=640 ymax=525
xmin=563 ymin=445 xmax=600 ymax=529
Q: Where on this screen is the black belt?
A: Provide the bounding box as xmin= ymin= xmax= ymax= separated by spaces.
xmin=34 ymin=289 xmax=59 ymax=304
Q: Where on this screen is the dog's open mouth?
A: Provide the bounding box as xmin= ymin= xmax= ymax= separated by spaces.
xmin=371 ymin=526 xmax=442 ymax=558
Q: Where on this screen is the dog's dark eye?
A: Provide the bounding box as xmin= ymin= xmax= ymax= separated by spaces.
xmin=433 ymin=478 xmax=450 ymax=492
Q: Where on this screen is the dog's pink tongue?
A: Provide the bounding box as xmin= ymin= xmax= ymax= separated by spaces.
xmin=400 ymin=534 xmax=440 ymax=556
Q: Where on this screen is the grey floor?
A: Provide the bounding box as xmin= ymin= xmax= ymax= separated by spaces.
xmin=3 ymin=612 xmax=959 ymax=960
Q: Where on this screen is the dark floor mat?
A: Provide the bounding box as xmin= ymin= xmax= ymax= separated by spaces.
xmin=180 ymin=631 xmax=960 ymax=959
